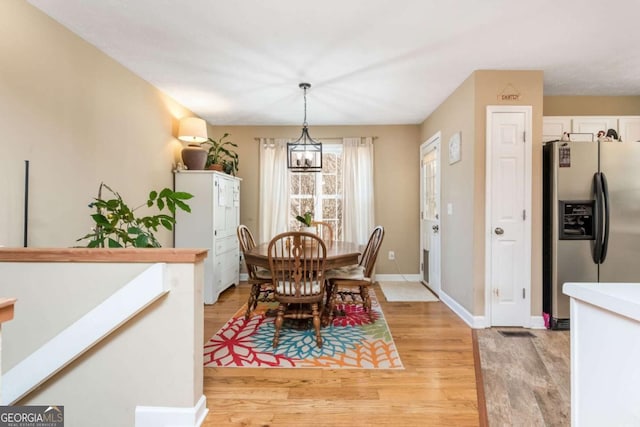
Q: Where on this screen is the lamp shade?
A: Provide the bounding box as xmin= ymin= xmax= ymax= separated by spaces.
xmin=178 ymin=117 xmax=208 ymax=143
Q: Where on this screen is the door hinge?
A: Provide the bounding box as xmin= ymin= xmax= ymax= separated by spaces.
xmin=494 ymin=288 xmax=499 ymax=297
xmin=523 ymin=131 xmax=526 ymax=142
xmin=522 ymin=210 xmax=526 ymax=220
xmin=522 ymin=288 xmax=526 ymax=299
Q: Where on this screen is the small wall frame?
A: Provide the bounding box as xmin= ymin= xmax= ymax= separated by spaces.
xmin=448 ymin=132 xmax=461 ymax=164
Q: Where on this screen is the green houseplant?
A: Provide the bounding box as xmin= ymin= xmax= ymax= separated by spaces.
xmin=201 ymin=132 xmax=239 ymax=175
xmin=295 ymin=211 xmax=317 ymax=235
xmin=295 ymin=211 xmax=313 ymax=227
xmin=77 ymin=183 xmax=193 ymax=248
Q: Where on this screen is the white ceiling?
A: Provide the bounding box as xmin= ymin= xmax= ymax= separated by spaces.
xmin=28 ymin=0 xmax=640 ymax=126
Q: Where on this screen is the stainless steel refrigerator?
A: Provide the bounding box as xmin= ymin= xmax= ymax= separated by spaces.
xmin=543 ymin=139 xmax=640 ymax=329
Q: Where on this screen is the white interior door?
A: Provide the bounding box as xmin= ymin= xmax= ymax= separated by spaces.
xmin=420 ymin=134 xmax=440 ymax=295
xmin=486 ymin=106 xmax=532 ymax=326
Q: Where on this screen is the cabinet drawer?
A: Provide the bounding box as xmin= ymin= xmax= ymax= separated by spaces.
xmin=214 ymin=249 xmax=239 ymax=270
xmin=220 ymin=263 xmax=239 ymax=287
xmin=214 ymin=251 xmax=240 ymax=289
xmin=215 ymin=236 xmax=238 ymax=255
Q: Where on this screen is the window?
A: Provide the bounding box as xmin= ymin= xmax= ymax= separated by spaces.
xmin=289 ymin=144 xmax=343 ymax=240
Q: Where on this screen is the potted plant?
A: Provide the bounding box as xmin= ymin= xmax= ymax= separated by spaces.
xmin=201 ymin=133 xmax=239 ymax=175
xmin=76 ymin=183 xmax=193 ymax=248
xmin=295 ymin=211 xmax=316 ymax=234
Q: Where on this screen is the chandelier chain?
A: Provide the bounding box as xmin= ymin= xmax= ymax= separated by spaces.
xmin=303 ymin=85 xmax=308 ymax=127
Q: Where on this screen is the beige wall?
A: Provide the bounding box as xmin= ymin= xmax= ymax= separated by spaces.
xmin=544 ymin=96 xmax=640 ymax=116
xmin=0 ymin=0 xmax=192 ymax=248
xmin=420 ymin=70 xmax=544 ymax=317
xmin=420 ymin=75 xmax=476 ymax=310
xmin=0 ymin=1 xmax=423 ymax=275
xmin=208 ymin=125 xmax=421 ymax=275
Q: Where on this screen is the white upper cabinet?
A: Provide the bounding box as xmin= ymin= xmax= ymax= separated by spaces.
xmin=618 ymin=117 xmax=640 ymax=142
xmin=571 ymin=116 xmax=618 ymax=137
xmin=543 ymin=116 xmax=571 ymax=142
xmin=544 ymin=116 xmax=640 ymax=142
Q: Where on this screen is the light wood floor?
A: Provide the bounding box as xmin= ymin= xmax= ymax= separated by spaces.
xmin=203 ymin=282 xmax=481 ymax=426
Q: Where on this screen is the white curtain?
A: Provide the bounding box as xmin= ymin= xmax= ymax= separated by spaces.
xmin=259 ymin=138 xmax=290 ymax=243
xmin=342 ymin=137 xmax=375 ymax=245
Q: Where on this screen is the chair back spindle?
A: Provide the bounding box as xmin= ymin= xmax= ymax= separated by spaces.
xmin=269 ymin=232 xmax=326 ymax=298
xmin=312 ymin=221 xmax=334 ymax=242
xmin=237 ymin=225 xmax=260 ymax=279
xmin=237 ymin=224 xmax=273 ymax=319
xmin=268 ymin=231 xmax=327 ymax=347
xmin=359 ymin=225 xmax=385 ymax=278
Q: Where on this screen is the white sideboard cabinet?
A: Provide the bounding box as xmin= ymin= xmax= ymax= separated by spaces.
xmin=174 ymin=170 xmax=240 ymax=304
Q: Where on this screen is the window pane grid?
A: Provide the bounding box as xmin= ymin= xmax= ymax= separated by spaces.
xmin=289 ymin=145 xmax=343 ymax=240
xmin=423 ymin=150 xmax=438 ymax=221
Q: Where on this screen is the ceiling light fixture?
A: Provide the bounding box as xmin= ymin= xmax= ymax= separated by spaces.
xmin=287 ymin=83 xmax=322 ymax=172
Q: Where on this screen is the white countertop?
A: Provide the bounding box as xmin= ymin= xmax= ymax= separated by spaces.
xmin=563 ymin=282 xmax=640 ymax=322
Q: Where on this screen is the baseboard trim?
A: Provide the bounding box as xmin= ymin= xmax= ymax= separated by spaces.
xmin=374 ymin=274 xmax=422 ymax=282
xmin=439 ymin=290 xmax=487 ymax=329
xmin=529 ymin=315 xmax=546 ymax=329
xmin=239 ymin=273 xmax=248 ymax=282
xmin=136 ymin=395 xmax=208 ymax=427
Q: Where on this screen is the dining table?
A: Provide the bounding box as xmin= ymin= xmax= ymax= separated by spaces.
xmin=243 ymin=240 xmax=362 ymax=270
xmin=243 ymin=239 xmax=362 ymax=326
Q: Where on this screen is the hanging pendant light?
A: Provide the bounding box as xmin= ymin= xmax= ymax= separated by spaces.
xmin=287 ymin=83 xmax=323 ymax=172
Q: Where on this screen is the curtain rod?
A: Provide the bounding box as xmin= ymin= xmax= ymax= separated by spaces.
xmin=253 ymin=136 xmax=377 ymax=141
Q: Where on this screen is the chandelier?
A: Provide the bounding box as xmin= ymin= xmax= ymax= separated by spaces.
xmin=287 ymin=83 xmax=323 ymax=172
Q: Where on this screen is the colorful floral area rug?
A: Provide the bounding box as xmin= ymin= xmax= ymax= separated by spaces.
xmin=204 ymin=289 xmax=403 ymax=369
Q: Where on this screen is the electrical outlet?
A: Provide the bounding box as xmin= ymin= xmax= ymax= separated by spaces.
xmin=388 ymin=250 xmax=395 ymax=260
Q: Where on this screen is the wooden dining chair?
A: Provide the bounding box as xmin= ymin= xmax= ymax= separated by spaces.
xmin=311 ymin=221 xmax=334 ymax=242
xmin=268 ymin=231 xmax=327 ymax=348
xmin=237 ymin=225 xmax=273 ymax=319
xmin=325 ymin=225 xmax=385 ymax=323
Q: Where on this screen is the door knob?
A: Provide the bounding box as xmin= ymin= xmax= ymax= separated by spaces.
xmin=432 ymin=225 xmax=439 ymax=232
xmin=494 ymin=227 xmax=504 ymax=235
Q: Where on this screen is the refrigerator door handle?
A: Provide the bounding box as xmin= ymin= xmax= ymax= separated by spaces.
xmin=592 ymin=172 xmax=604 ymax=264
xmin=600 ymin=172 xmax=610 ymax=263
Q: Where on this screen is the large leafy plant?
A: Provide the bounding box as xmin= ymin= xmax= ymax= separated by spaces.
xmin=201 ymin=132 xmax=239 ymax=175
xmin=77 ymin=183 xmax=193 ymax=248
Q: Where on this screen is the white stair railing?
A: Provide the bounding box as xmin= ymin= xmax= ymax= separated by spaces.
xmin=2 ymin=263 xmax=168 ymax=405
